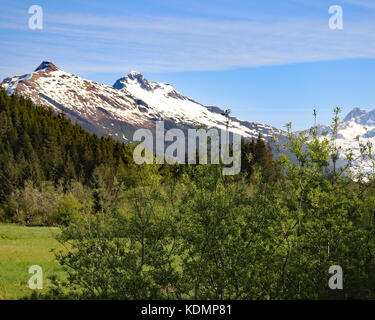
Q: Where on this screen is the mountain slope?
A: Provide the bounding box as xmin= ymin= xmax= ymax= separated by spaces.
xmin=315 ymin=107 xmax=375 ymax=171
xmin=114 ymin=71 xmax=283 ymax=139
xmin=1 ymin=61 xmax=285 ymax=144
xmin=1 ymin=62 xmax=153 ymax=140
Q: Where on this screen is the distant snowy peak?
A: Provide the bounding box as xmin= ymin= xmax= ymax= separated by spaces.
xmin=114 ymin=71 xmax=153 ymax=92
xmin=113 ymin=71 xmax=189 ymax=101
xmin=1 ymin=62 xmax=286 ymax=144
xmin=1 ymin=61 xmax=152 ymax=138
xmin=314 ymin=107 xmax=375 ymax=172
xmin=34 ymin=61 xmax=59 ymax=72
xmin=112 ymin=71 xmax=285 ymax=139
xmin=343 ymin=106 xmax=375 ymax=125
xmin=2 ymin=61 xmax=60 ymax=92
xmin=344 ymin=107 xmax=365 ymax=121
xmin=2 ymin=61 xmax=63 ymax=94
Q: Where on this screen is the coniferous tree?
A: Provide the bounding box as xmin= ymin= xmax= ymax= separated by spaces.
xmin=0 ymin=88 xmax=134 ymax=205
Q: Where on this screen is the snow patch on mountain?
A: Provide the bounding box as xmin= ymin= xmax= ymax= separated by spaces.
xmin=113 ymin=71 xmax=284 ymax=139
xmin=1 ymin=61 xmax=286 ymax=144
xmin=315 ymin=107 xmax=375 ymax=173
xmin=1 ymin=62 xmax=156 ymax=138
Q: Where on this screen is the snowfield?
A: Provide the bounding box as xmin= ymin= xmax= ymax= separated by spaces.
xmin=1 ymin=61 xmax=285 ymax=142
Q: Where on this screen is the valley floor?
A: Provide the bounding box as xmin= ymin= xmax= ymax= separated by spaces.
xmin=0 ymin=224 xmax=65 ymax=300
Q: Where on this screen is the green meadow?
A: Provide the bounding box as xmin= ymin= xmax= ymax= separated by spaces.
xmin=0 ymin=224 xmax=65 ymax=300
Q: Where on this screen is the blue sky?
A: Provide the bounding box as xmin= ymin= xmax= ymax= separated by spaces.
xmin=1 ymin=0 xmax=375 ymax=130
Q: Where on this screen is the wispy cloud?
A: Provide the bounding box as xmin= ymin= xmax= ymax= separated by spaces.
xmin=339 ymin=0 xmax=375 ymax=9
xmin=1 ymin=1 xmax=375 ymax=78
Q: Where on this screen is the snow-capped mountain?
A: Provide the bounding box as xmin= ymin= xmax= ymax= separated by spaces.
xmin=113 ymin=70 xmax=285 ymax=139
xmin=315 ymin=107 xmax=375 ymax=172
xmin=1 ymin=61 xmax=285 ymax=144
xmin=1 ymin=62 xmax=155 ymax=140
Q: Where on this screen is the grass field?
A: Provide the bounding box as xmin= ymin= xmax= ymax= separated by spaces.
xmin=0 ymin=224 xmax=65 ymax=300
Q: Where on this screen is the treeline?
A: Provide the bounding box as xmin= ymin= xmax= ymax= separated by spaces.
xmin=0 ymin=89 xmax=273 ymax=225
xmin=0 ymin=88 xmax=136 ymax=224
xmin=0 ymin=88 xmax=134 ymax=202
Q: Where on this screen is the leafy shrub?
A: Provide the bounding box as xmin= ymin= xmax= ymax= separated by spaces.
xmin=52 ymin=193 xmax=82 ymax=226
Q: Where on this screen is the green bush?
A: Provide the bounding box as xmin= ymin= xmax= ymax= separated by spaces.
xmin=52 ymin=193 xmax=82 ymax=226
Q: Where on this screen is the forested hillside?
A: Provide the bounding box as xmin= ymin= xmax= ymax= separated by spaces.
xmin=0 ymin=88 xmax=134 ymax=201
xmin=0 ymin=89 xmax=273 ymax=225
xmin=0 ymin=88 xmax=134 ymax=224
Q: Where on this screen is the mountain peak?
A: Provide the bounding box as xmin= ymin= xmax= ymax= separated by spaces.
xmin=34 ymin=61 xmax=59 ymax=72
xmin=128 ymin=70 xmax=142 ymax=76
xmin=344 ymin=107 xmax=367 ymax=122
xmin=113 ymin=71 xmax=153 ymax=91
xmin=126 ymin=70 xmax=147 ymax=83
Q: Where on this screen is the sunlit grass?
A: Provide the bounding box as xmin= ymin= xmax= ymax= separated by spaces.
xmin=0 ymin=224 xmax=65 ymax=300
